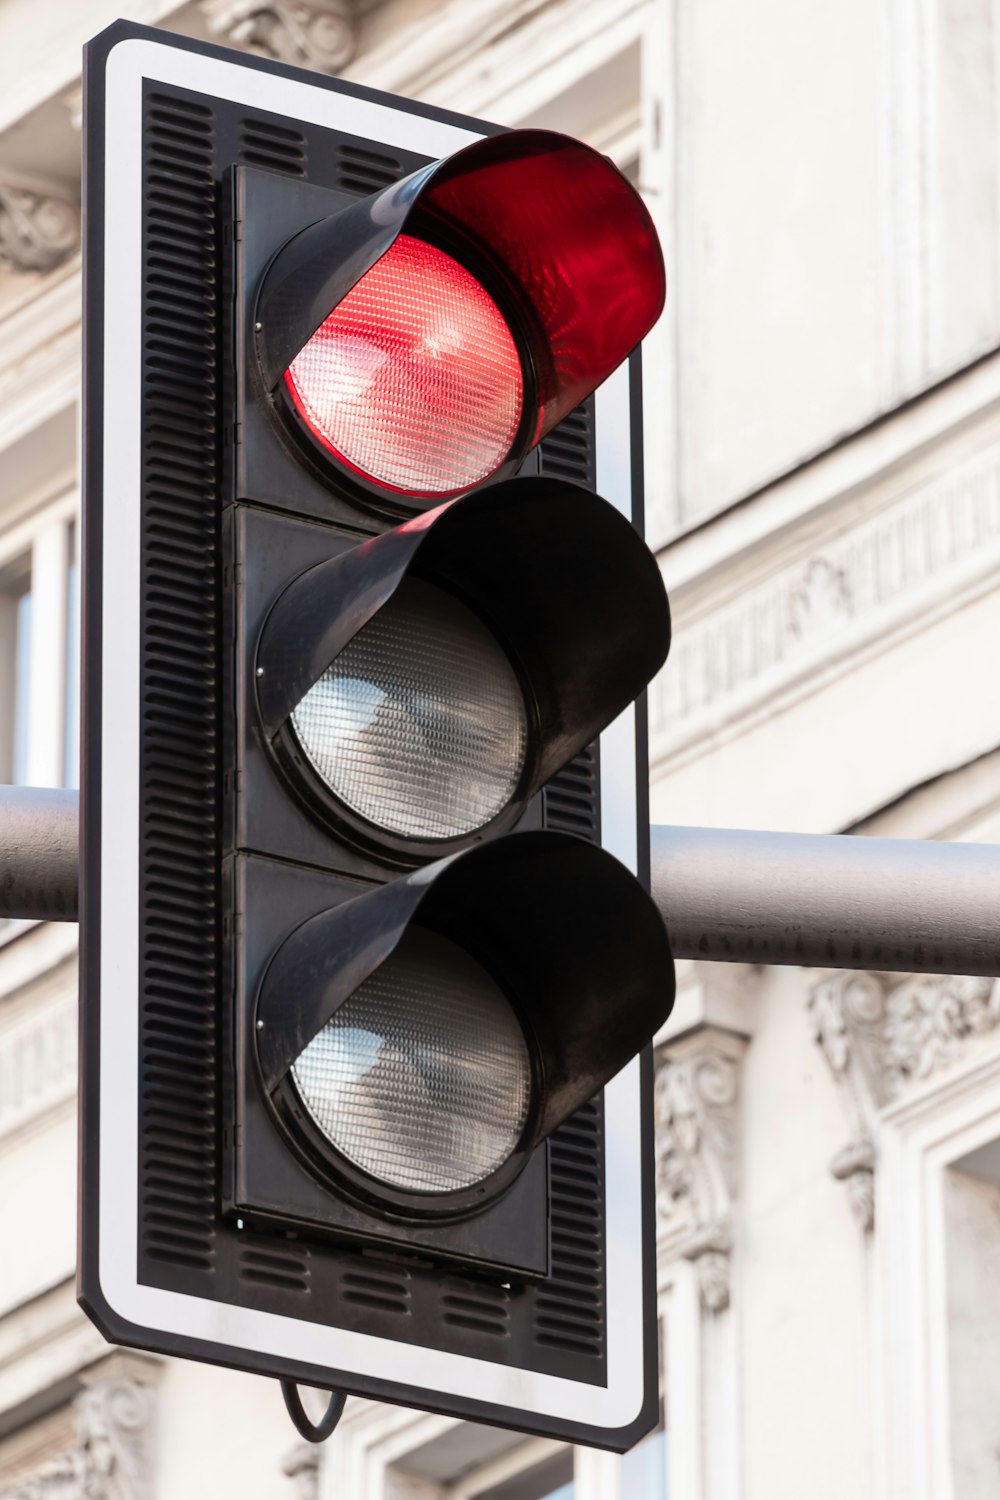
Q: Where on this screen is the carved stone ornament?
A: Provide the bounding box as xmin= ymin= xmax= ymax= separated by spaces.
xmin=654 ymin=1035 xmax=744 ymax=1312
xmin=884 ymin=974 xmax=1000 ymax=1094
xmin=810 ymin=971 xmax=1000 ymax=1231
xmin=651 ymin=437 xmax=1000 ymax=762
xmin=830 ymin=1139 xmax=877 ymax=1235
xmin=0 ymin=184 xmax=79 ymax=274
xmin=282 ymin=1442 xmax=320 ymax=1500
xmin=203 ymin=0 xmax=357 ymax=73
xmin=1 ymin=1362 xmax=156 ymax=1500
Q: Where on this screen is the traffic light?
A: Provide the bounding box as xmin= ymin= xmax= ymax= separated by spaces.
xmin=81 ymin=21 xmax=674 ymax=1450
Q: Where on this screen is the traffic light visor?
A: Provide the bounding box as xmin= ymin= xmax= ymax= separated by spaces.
xmin=255 ymin=130 xmax=665 ymax=499
xmin=255 ymin=832 xmax=674 ymax=1215
xmin=419 ymin=131 xmax=666 ymax=435
xmin=254 ymin=478 xmax=670 ymax=859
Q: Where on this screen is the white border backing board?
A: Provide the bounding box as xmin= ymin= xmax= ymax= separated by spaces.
xmin=80 ymin=21 xmax=654 ymax=1447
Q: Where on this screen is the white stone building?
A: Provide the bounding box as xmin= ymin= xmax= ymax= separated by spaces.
xmin=1 ymin=1 xmax=1000 ymax=1497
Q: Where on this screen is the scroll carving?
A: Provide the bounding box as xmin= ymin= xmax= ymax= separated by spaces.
xmin=203 ymin=0 xmax=357 ymax=73
xmin=810 ymin=971 xmax=1000 ymax=1230
xmin=654 ymin=1036 xmax=744 ymax=1312
xmin=0 ymin=184 xmax=79 ymax=273
xmin=2 ymin=1363 xmax=156 ymax=1500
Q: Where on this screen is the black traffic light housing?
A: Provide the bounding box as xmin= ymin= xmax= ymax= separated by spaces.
xmin=246 ymin=130 xmax=664 ymax=510
xmin=81 ymin=20 xmax=674 ymax=1452
xmin=242 ymin=478 xmax=668 ymax=867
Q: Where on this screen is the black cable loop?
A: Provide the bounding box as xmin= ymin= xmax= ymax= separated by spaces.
xmin=281 ymin=1380 xmax=347 ymax=1442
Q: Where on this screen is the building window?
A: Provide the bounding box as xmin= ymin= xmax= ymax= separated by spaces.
xmin=64 ymin=519 xmax=79 ymax=789
xmin=621 ymin=1398 xmax=667 ymax=1498
xmin=0 ymin=550 xmax=31 ymax=783
xmin=0 ymin=502 xmax=77 ymax=791
xmin=476 ymin=1449 xmax=574 ymax=1500
xmin=0 ymin=500 xmax=78 ymax=944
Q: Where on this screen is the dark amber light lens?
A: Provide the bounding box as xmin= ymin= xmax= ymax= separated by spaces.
xmin=284 ymin=235 xmax=524 ymax=497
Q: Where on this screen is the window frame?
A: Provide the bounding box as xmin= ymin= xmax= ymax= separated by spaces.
xmin=455 ymin=1437 xmax=573 ymax=1500
xmin=0 ymin=489 xmax=79 ymax=949
xmin=0 ymin=489 xmax=78 ymax=791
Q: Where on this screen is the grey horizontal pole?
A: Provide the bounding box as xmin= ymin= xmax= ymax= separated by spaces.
xmin=652 ymin=824 xmax=1000 ymax=977
xmin=2 ymin=791 xmax=998 ymax=977
xmin=0 ymin=785 xmax=79 ymax=922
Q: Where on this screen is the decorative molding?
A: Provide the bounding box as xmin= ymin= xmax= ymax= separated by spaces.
xmin=203 ymin=0 xmax=358 ymax=73
xmin=1 ymin=1359 xmax=157 ymax=1500
xmin=884 ymin=974 xmax=1000 ymax=1096
xmin=62 ymin=86 xmax=83 ymax=133
xmin=0 ymin=1281 xmax=108 ymax=1430
xmin=282 ymin=1443 xmax=320 ymax=1499
xmin=661 ymin=959 xmax=759 ymax=1045
xmin=811 ymin=972 xmax=886 ymax=1097
xmin=810 ymin=970 xmax=1000 ymax=1230
xmin=0 ymin=185 xmax=79 ymax=274
xmin=652 ymin=437 xmax=1000 ymax=765
xmin=874 ymin=1050 xmax=1000 ymax=1500
xmin=0 ymin=987 xmax=76 ymax=1142
xmin=830 ymin=1138 xmax=877 ymax=1235
xmin=339 ymin=0 xmax=633 ymax=111
xmin=654 ymin=1031 xmax=745 ymax=1312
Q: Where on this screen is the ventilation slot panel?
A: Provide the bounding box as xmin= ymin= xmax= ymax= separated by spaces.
xmin=342 ymin=1266 xmax=411 ymax=1316
xmin=533 ymin=1100 xmax=605 ymax=1358
xmin=336 ymin=142 xmax=405 ymax=195
xmin=240 ymin=117 xmax=306 ymax=175
xmin=138 ymin=94 xmax=221 ymax=1283
xmin=543 ymin=743 xmax=599 ymax=840
xmin=239 ymin=1240 xmax=311 ymax=1293
xmin=442 ymin=1278 xmax=510 ymax=1338
xmin=538 ymin=400 xmax=596 ymax=487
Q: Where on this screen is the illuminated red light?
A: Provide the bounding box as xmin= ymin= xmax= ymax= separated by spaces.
xmin=284 ymin=235 xmax=524 ymax=497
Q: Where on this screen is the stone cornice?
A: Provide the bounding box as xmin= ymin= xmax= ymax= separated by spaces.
xmin=0 ymin=968 xmax=77 ymax=1147
xmin=0 ymin=2 xmax=180 ymax=140
xmin=661 ymin=347 xmax=1000 ymax=591
xmin=0 ymin=268 xmax=80 ymax=465
xmin=0 ymin=1283 xmax=104 ymax=1436
xmin=344 ymin=0 xmax=649 ymax=120
xmin=202 ymin=0 xmax=358 ymax=73
xmin=653 ymin=384 xmax=1000 ymax=771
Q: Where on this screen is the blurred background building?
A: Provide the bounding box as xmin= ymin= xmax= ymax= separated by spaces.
xmin=1 ymin=0 xmax=1000 ymax=1496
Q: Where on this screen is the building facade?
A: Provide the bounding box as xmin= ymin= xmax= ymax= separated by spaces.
xmin=1 ymin=1 xmax=999 ymax=1497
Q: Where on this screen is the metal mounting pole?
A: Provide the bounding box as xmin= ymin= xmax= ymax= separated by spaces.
xmin=0 ymin=785 xmax=80 ymax=922
xmin=1 ymin=789 xmax=998 ymax=978
xmin=651 ymin=824 xmax=1000 ymax=978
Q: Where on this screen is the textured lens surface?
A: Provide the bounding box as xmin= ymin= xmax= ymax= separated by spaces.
xmin=284 ymin=234 xmax=524 ymax=496
xmin=291 ymin=578 xmax=527 ymax=840
xmin=291 ymin=928 xmax=531 ymax=1193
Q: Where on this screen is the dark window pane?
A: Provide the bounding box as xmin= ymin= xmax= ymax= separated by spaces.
xmin=622 ymin=1424 xmax=667 ymax=1498
xmin=0 ymin=554 xmax=31 ymax=785
xmin=64 ymin=532 xmax=79 ymax=788
xmin=482 ymin=1449 xmax=574 ymax=1500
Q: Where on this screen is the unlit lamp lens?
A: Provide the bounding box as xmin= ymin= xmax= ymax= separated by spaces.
xmin=290 ymin=578 xmax=528 ymax=841
xmin=284 ymin=234 xmax=524 ymax=496
xmin=290 ymin=928 xmax=532 ymax=1193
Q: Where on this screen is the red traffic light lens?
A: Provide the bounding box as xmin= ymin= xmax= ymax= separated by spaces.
xmin=284 ymin=234 xmax=524 ymax=497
